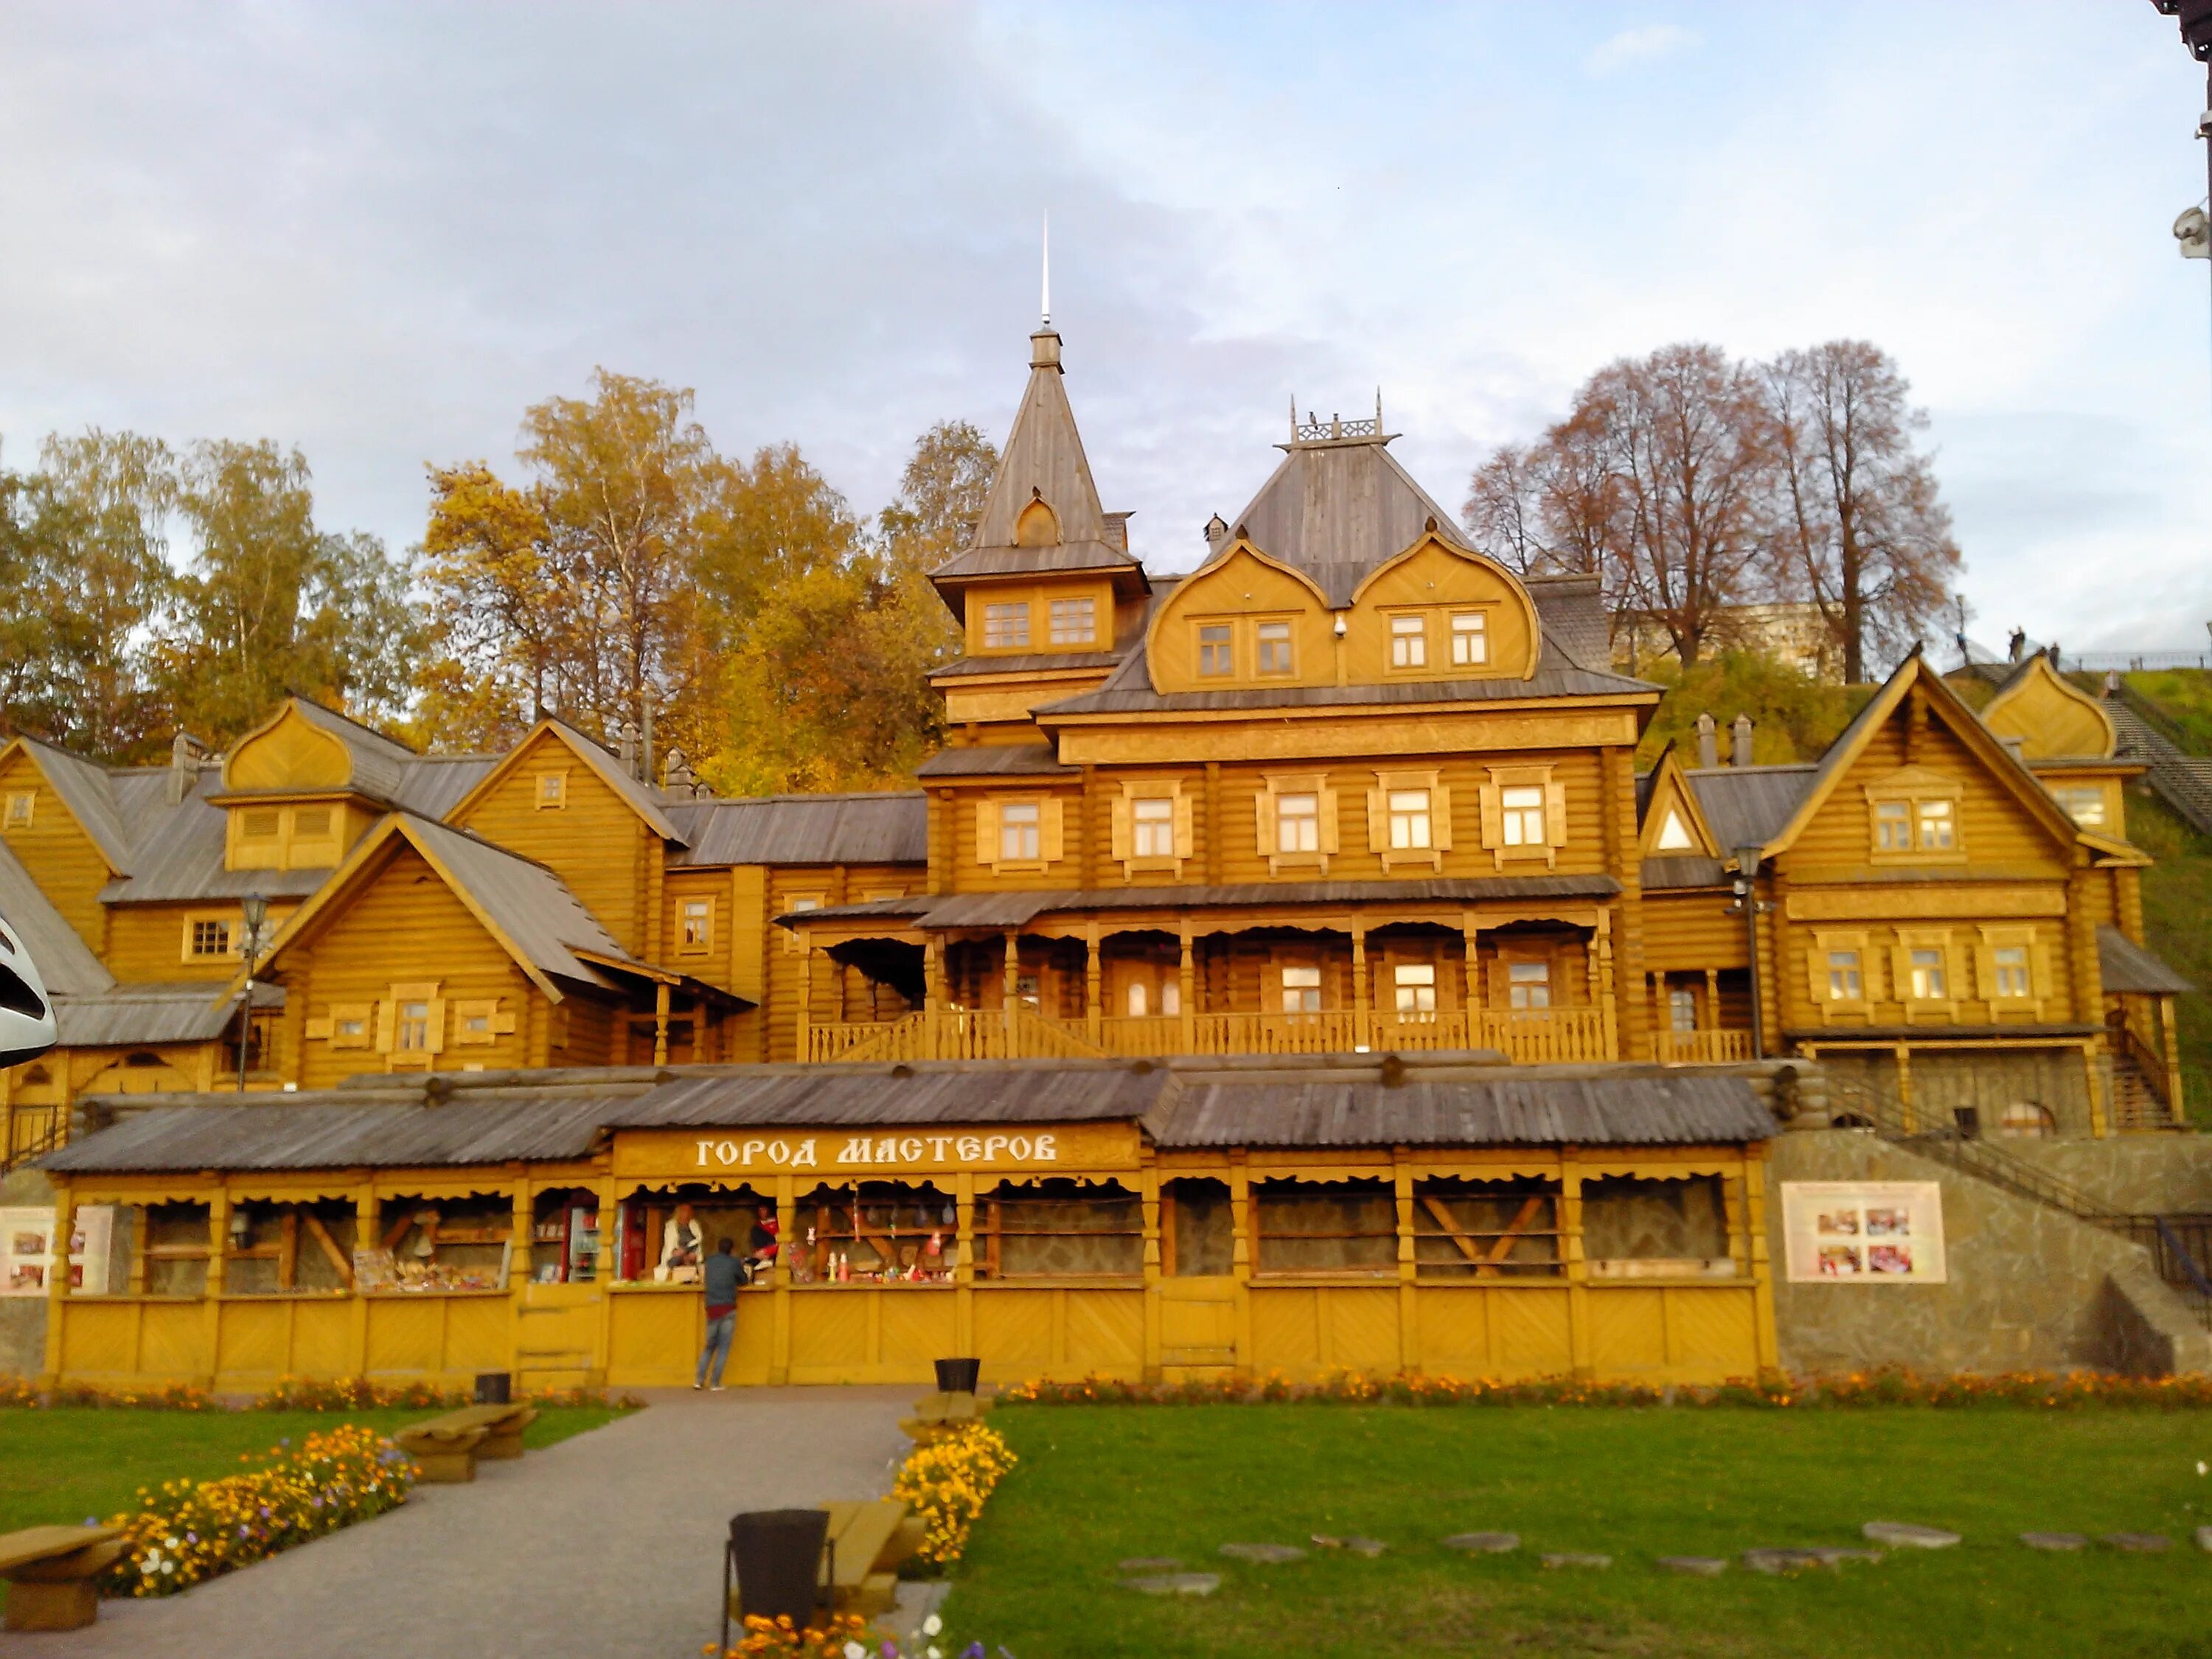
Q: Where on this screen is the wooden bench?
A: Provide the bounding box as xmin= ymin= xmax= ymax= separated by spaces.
xmin=900 ymin=1390 xmax=991 ymax=1445
xmin=722 ymin=1499 xmax=922 ymax=1628
xmin=1 ymin=1525 xmax=128 ymax=1632
xmin=394 ymin=1402 xmax=538 ymax=1483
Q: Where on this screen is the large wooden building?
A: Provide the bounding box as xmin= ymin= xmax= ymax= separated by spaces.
xmin=3 ymin=319 xmax=2196 ymax=1389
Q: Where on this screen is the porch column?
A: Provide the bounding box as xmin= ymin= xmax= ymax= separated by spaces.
xmin=923 ymin=937 xmax=944 ymax=1012
xmin=2162 ymin=995 xmax=2185 ymax=1117
xmin=509 ymin=1180 xmax=534 ymax=1292
xmin=1393 ymin=1154 xmax=1418 ymax=1373
xmin=1139 ymin=1159 xmax=1162 ymax=1382
xmin=1460 ymin=911 xmax=1483 ymax=1047
xmin=953 ymin=1172 xmax=975 ymax=1361
xmin=1744 ymin=1152 xmax=1779 ymax=1373
xmin=771 ymin=1174 xmax=796 ymax=1385
xmin=1178 ymin=924 xmax=1197 ymax=1051
xmin=1351 ymin=920 xmax=1371 ymax=1049
xmin=204 ymin=1186 xmax=231 ymax=1388
xmin=1228 ymin=1152 xmax=1253 ymax=1380
xmin=1085 ymin=924 xmax=1102 ymax=1046
xmin=39 ymin=1178 xmax=74 ymax=1388
xmin=652 ymin=982 xmax=672 ymax=1067
xmin=1703 ymin=967 xmax=1719 ymax=1039
xmin=1560 ymin=1148 xmax=1590 ymax=1379
xmin=351 ymin=1185 xmax=376 ymax=1377
xmin=1001 ymin=930 xmax=1020 ymax=1048
xmin=1593 ymin=912 xmax=1618 ymax=1061
xmin=1893 ymin=1043 xmax=1916 ymax=1135
xmin=796 ymin=945 xmax=814 ymax=1063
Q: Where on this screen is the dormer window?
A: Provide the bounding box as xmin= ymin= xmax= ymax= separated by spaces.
xmin=2053 ymin=785 xmax=2106 ymax=829
xmin=1450 ymin=611 xmax=1489 ymax=667
xmin=3 ymin=791 xmax=32 ymax=830
xmin=536 ymin=771 xmax=567 ymax=810
xmin=1048 ymin=596 xmax=1096 ymax=646
xmin=1389 ymin=613 xmax=1427 ymax=669
xmin=1256 ymin=619 xmax=1294 ymax=676
xmin=984 ymin=602 xmax=1032 ymax=650
xmin=241 ymin=809 xmax=280 ymax=841
xmin=1197 ymin=624 xmax=1234 ymax=678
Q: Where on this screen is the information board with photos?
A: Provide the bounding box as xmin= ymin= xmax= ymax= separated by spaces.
xmin=1780 ymin=1182 xmax=1947 ymax=1284
xmin=0 ymin=1206 xmax=114 ymax=1295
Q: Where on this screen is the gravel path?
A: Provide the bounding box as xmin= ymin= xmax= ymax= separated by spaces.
xmin=9 ymin=1387 xmax=916 ymax=1659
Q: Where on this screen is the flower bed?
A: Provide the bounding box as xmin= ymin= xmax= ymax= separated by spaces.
xmin=100 ymin=1423 xmax=415 ymax=1596
xmin=0 ymin=1375 xmax=640 ymax=1411
xmin=1001 ymin=1366 xmax=2212 ymax=1410
xmin=891 ymin=1422 xmax=1018 ymax=1567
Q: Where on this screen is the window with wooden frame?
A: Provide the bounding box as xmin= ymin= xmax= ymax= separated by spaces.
xmin=1582 ymin=1174 xmax=1733 ymax=1277
xmin=779 ymin=893 xmax=824 ymax=953
xmin=1448 ymin=609 xmax=1491 ymax=667
xmin=451 ymin=998 xmax=514 ymax=1047
xmin=1279 ymin=963 xmax=1324 ymax=1014
xmin=318 ymin=1003 xmax=375 ymax=1048
xmin=982 ymin=601 xmax=1032 ymax=650
xmin=974 ymin=795 xmax=1062 ymax=872
xmin=1392 ymin=962 xmax=1438 ymax=1019
xmin=1195 ymin=620 xmax=1235 ymax=678
xmin=1254 ymin=617 xmax=1295 ymax=677
xmin=1110 ymin=780 xmax=1192 ymax=874
xmin=791 ymin=1181 xmax=958 ymax=1283
xmin=974 ymin=1178 xmax=1142 ymax=1279
xmin=1652 ymin=804 xmax=1697 ymax=851
xmin=376 ymin=981 xmax=445 ymax=1062
xmin=1668 ymin=987 xmax=1698 ymax=1032
xmin=1047 ymin=594 xmax=1097 ymax=647
xmin=1254 ymin=772 xmax=1338 ymax=873
xmin=183 ymin=914 xmax=235 ymax=961
xmin=3 ymin=790 xmax=32 ymax=830
xmin=1366 ymin=768 xmax=1451 ymax=870
xmin=1892 ymin=930 xmax=1957 ymax=1009
xmin=1808 ymin=929 xmax=1874 ymax=1015
xmin=1385 ymin=611 xmax=1429 ymax=671
xmin=1476 ymin=765 xmax=1567 ymax=869
xmin=1976 ymin=925 xmax=2045 ymax=1018
xmin=2052 ymin=784 xmax=2107 ymax=830
xmin=535 ymin=770 xmax=568 ymax=810
xmin=1253 ymin=1179 xmax=1396 ymax=1277
xmin=1864 ymin=771 xmax=1965 ymax=863
xmin=1503 ymin=959 xmax=1551 ymax=1010
xmin=1412 ymin=1178 xmax=1561 ymax=1279
xmin=678 ymin=896 xmax=714 ymax=953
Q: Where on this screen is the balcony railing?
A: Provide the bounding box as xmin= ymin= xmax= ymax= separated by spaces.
xmin=804 ymin=1006 xmax=1611 ymax=1065
xmin=1651 ymin=1029 xmax=1756 ymax=1065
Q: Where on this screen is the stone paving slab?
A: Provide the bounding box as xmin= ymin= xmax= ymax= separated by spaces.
xmin=4 ymin=1388 xmax=915 ymax=1659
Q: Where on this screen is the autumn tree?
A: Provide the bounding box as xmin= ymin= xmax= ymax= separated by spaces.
xmin=158 ymin=439 xmax=420 ymax=744
xmin=409 ymin=463 xmax=560 ymax=751
xmin=1764 ymin=341 xmax=1961 ymax=684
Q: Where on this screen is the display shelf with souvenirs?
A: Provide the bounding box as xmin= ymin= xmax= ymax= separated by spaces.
xmin=223 ymin=1199 xmax=358 ymax=1295
xmin=615 ymin=1186 xmax=771 ymax=1284
xmin=528 ymin=1188 xmax=606 ymax=1284
xmin=793 ymin=1181 xmax=958 ymax=1285
xmin=371 ymin=1194 xmax=511 ymax=1292
xmin=973 ymin=1178 xmax=1142 ymax=1280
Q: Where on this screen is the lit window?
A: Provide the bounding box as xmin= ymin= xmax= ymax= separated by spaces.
xmin=1256 ymin=620 xmax=1293 ymax=675
xmin=1126 ymin=981 xmax=1149 ymax=1018
xmin=681 ymin=899 xmax=712 ymax=949
xmin=1908 ymin=948 xmax=1947 ymax=1000
xmin=1275 ymin=792 xmax=1321 ymax=854
xmin=2 ymin=791 xmax=30 ymax=829
xmin=1132 ymin=796 xmax=1175 ymax=858
xmin=1162 ymin=979 xmax=1180 ymax=1016
xmin=1394 ymin=963 xmax=1436 ymax=1018
xmin=1500 ymin=785 xmax=1545 ymax=847
xmin=189 ymin=919 xmax=233 ymax=959
xmin=1389 ymin=614 xmax=1427 ymax=669
xmin=1048 ymin=596 xmax=1096 ymax=646
xmin=1281 ymin=964 xmax=1323 ymax=1014
xmin=2056 ymin=787 xmax=2104 ymax=829
xmin=1506 ymin=961 xmax=1551 ymax=1010
xmin=1874 ymin=801 xmax=1913 ymax=852
xmin=396 ymin=1001 xmax=431 ymax=1051
xmin=1992 ymin=945 xmax=2031 ymax=999
xmin=1197 ymin=623 xmax=1234 ymax=677
xmin=984 ymin=602 xmax=1031 ymax=650
xmin=1916 ymin=799 xmax=1954 ymax=851
xmin=536 ymin=772 xmax=566 ymax=810
xmin=1387 ymin=790 xmax=1431 ymax=851
xmin=999 ymin=801 xmax=1041 ymax=861
xmin=1450 ymin=611 xmax=1488 ymax=666
xmin=1826 ymin=950 xmax=1863 ymax=1001
xmin=1668 ymin=987 xmax=1697 ymax=1033
xmin=1655 ymin=809 xmax=1694 ymax=852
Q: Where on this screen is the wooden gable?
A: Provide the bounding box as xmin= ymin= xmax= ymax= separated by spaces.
xmin=1980 ymin=655 xmax=2117 ymax=760
xmin=1144 ymin=540 xmax=1333 ymax=691
xmin=225 ymin=703 xmax=356 ymax=791
xmin=1638 ymin=750 xmax=1718 ymax=858
xmin=0 ymin=742 xmax=116 ymax=952
xmin=1344 ymin=533 xmax=1541 ymax=684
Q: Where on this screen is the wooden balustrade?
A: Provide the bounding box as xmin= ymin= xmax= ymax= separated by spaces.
xmin=1650 ymin=1029 xmax=1756 ymax=1065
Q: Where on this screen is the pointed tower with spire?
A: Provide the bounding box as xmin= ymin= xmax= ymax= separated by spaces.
xmin=925 ymin=251 xmax=1150 ymax=748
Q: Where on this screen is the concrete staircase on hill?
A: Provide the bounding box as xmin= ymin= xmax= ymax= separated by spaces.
xmin=2107 ymin=695 xmax=2212 ymax=838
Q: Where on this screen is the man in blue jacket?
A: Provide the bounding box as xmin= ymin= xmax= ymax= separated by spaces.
xmin=695 ymin=1237 xmax=746 ymax=1391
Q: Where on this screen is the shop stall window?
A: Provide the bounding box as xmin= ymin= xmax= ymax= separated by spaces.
xmin=1253 ymin=1179 xmax=1396 ymax=1277
xmin=527 ymin=1188 xmax=610 ymax=1284
xmin=224 ymin=1200 xmax=357 ymax=1295
xmin=142 ymin=1202 xmax=212 ymax=1296
xmin=793 ymin=1182 xmax=957 ymax=1283
xmin=364 ymin=1194 xmax=515 ymax=1291
xmin=1580 ymin=1175 xmax=1733 ymax=1279
xmin=1412 ymin=1178 xmax=1561 ymax=1279
xmin=616 ymin=1185 xmax=771 ymax=1284
xmin=975 ymin=1178 xmax=1141 ymax=1279
xmin=1165 ymin=1178 xmax=1233 ymax=1276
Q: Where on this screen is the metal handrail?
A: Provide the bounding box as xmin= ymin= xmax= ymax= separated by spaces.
xmin=1823 ymin=1077 xmax=2126 ymax=1225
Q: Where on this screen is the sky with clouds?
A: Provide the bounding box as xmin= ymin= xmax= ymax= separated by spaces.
xmin=3 ymin=1 xmax=2210 ymax=655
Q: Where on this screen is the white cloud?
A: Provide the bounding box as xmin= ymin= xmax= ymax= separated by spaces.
xmin=1584 ymin=23 xmax=1699 ymax=76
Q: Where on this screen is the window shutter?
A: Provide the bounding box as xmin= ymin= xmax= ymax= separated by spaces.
xmin=2030 ymin=930 xmax=2052 ymax=1015
xmin=374 ymin=998 xmax=397 ymax=1054
xmin=1172 ymin=793 xmax=1194 ymax=860
xmin=1318 ymin=786 xmax=1340 ymax=855
xmin=1806 ymin=941 xmax=1829 ymax=1007
xmin=1889 ymin=944 xmax=1913 ymax=1001
xmin=423 ymin=995 xmax=448 ymax=1054
xmin=1366 ymin=784 xmax=1386 ymax=855
xmin=1253 ymin=790 xmax=1273 ymax=858
xmin=1110 ymin=796 xmax=1131 ymax=863
xmin=1432 ymin=784 xmax=1454 ymax=852
xmin=1545 ymin=781 xmax=1569 ymax=847
xmin=974 ymin=799 xmax=998 ymax=867
xmin=1041 ymin=797 xmax=1065 ymax=863
xmin=1972 ymin=938 xmax=1996 ymax=1004
xmin=1478 ymin=784 xmax=1503 ymax=849
xmin=491 ymin=1002 xmax=518 ymax=1036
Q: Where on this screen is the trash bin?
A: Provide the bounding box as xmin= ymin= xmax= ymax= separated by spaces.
xmin=473 ymin=1371 xmax=512 ymax=1405
xmin=726 ymin=1508 xmax=830 ymax=1636
xmin=934 ymin=1357 xmax=981 ymax=1394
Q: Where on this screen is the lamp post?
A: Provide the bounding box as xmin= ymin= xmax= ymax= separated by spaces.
xmin=236 ymin=891 xmax=268 ymax=1093
xmin=1728 ymin=846 xmax=1772 ymax=1059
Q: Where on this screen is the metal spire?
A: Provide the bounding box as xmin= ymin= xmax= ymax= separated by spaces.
xmin=1040 ymin=212 xmax=1051 ymax=327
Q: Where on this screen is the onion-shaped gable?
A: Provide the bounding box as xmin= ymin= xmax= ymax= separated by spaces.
xmin=1344 ymin=531 xmax=1543 ymax=684
xmin=1143 ymin=538 xmax=1334 ymax=692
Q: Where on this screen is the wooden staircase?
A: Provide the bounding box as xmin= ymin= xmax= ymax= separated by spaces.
xmin=2111 ymin=1051 xmax=2182 ymax=1133
xmin=2108 ymin=695 xmax=2212 ymax=838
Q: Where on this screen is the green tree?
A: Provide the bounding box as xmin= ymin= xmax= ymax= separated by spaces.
xmin=408 ymin=463 xmax=560 ymax=752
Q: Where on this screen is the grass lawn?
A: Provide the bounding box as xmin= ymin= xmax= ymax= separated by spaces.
xmin=0 ymin=1403 xmax=623 ymax=1540
xmin=945 ymin=1405 xmax=2212 ymax=1659
xmin=2132 ymin=793 xmax=2212 ymax=1126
